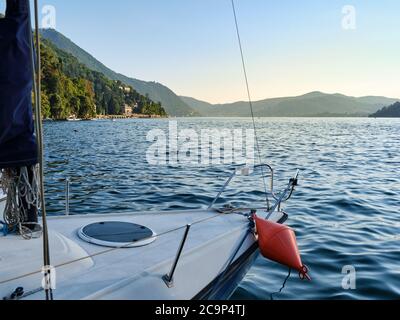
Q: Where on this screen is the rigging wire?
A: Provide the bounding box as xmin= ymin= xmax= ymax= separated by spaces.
xmin=230 ymin=0 xmax=270 ymax=209
xmin=30 ymin=0 xmax=53 ymax=300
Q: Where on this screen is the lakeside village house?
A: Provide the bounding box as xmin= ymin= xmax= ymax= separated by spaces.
xmin=70 ymin=85 xmax=138 ymax=119
xmin=121 ymin=104 xmax=133 ymax=116
xmin=119 ymin=85 xmax=139 ymax=116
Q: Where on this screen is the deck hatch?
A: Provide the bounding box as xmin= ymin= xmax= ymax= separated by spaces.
xmin=78 ymin=221 xmax=156 ymax=248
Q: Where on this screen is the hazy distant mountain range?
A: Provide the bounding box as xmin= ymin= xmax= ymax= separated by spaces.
xmin=39 ymin=29 xmax=399 ymax=118
xmin=181 ymin=93 xmax=399 ymax=117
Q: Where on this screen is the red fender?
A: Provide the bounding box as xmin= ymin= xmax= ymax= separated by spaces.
xmin=254 ymin=215 xmax=311 ymax=281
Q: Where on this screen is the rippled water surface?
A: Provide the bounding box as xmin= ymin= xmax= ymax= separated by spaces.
xmin=43 ymin=118 xmax=400 ymax=300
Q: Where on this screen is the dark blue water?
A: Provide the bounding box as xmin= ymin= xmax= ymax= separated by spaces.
xmin=43 ymin=118 xmax=400 ymax=300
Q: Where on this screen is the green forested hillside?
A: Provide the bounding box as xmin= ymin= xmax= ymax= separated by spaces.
xmin=40 ymin=28 xmax=197 ymax=117
xmin=40 ymin=39 xmax=167 ymax=119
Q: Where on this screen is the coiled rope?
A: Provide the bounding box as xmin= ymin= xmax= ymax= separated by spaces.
xmin=0 ymin=166 xmax=42 ymax=240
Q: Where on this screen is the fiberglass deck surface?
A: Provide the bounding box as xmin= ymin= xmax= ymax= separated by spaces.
xmin=1 ymin=209 xmax=263 ymax=300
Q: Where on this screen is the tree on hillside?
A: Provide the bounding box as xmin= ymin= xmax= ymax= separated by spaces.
xmin=39 ymin=38 xmax=167 ymax=119
xmin=370 ymin=102 xmax=400 ymax=118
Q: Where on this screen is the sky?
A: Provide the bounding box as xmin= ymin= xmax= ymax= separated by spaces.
xmin=1 ymin=0 xmax=400 ymax=103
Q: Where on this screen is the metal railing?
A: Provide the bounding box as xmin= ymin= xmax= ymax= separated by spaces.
xmin=1 ymin=167 xmax=299 ymax=292
xmin=160 ymin=165 xmax=300 ymax=288
xmin=208 ymin=164 xmax=272 ymax=209
xmin=209 ymin=164 xmax=299 ymax=212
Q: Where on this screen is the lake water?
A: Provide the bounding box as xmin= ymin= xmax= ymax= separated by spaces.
xmin=43 ymin=118 xmax=400 ymax=300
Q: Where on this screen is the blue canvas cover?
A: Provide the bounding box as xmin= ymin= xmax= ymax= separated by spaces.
xmin=0 ymin=0 xmax=38 ymax=169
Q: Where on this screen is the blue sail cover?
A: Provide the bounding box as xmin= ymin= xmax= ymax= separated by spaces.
xmin=0 ymin=0 xmax=38 ymax=169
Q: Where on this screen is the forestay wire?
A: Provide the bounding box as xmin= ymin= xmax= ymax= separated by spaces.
xmin=230 ymin=0 xmax=270 ymax=207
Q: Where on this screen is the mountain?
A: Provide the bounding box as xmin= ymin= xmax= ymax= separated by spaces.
xmin=40 ymin=29 xmax=197 ymax=117
xmin=182 ymin=92 xmax=399 ymax=117
xmin=39 ymin=38 xmax=167 ymax=119
xmin=179 ymin=96 xmax=216 ymax=115
xmin=370 ymin=102 xmax=400 ymax=118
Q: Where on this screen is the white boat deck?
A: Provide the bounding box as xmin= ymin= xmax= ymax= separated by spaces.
xmin=0 ymin=208 xmax=283 ymax=300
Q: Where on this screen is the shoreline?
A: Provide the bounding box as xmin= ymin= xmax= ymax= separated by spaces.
xmin=43 ymin=114 xmax=168 ymax=122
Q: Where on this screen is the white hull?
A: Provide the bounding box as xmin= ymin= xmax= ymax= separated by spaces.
xmin=0 ymin=208 xmax=285 ymax=300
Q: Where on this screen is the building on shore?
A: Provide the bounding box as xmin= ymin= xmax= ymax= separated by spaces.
xmin=119 ymin=86 xmax=132 ymax=93
xmin=121 ymin=104 xmax=133 ymax=116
